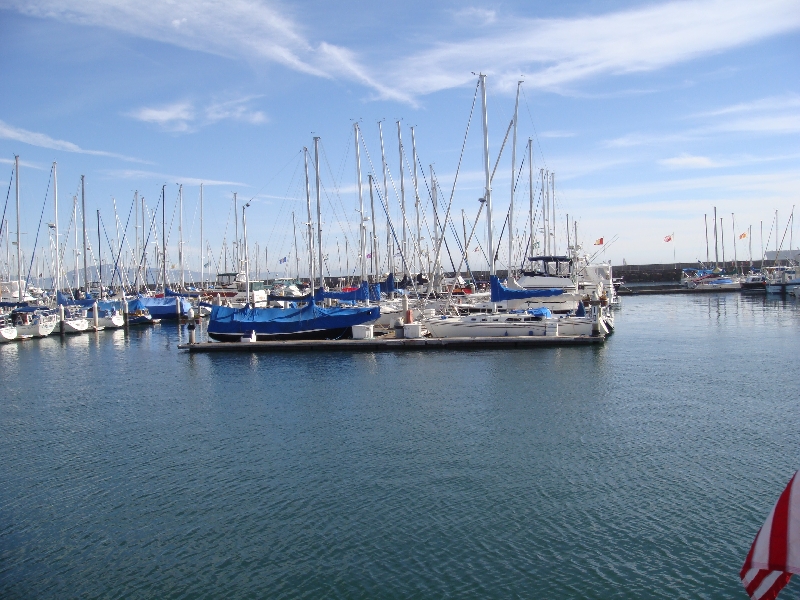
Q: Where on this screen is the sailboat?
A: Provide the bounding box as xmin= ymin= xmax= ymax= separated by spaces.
xmin=208 ymin=138 xmax=380 ymax=342
xmin=0 ymin=312 xmax=17 ymax=342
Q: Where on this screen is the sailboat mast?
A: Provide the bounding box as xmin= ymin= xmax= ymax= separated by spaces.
xmin=713 ymin=206 xmax=718 ymax=267
xmin=179 ymin=184 xmax=184 ymax=289
xmin=354 ymin=123 xmax=366 ymax=284
xmin=411 ymin=126 xmax=421 ymax=275
xmin=161 ymin=184 xmax=166 ymax=292
xmin=369 ymin=175 xmax=377 ymax=278
xmin=509 ymin=81 xmax=521 ymax=280
xmin=199 ymin=183 xmax=203 ymax=290
xmin=134 ymin=191 xmax=139 ymax=291
xmin=292 ymin=212 xmax=300 ymax=280
xmin=541 ymin=169 xmax=547 ymax=255
xmin=97 ymin=209 xmax=101 ymax=290
xmin=551 ymin=173 xmax=556 ymax=256
xmin=431 ymin=165 xmax=438 ymax=286
xmin=528 ymin=139 xmax=534 ymax=263
xmin=53 ymin=162 xmax=59 ymax=295
xmin=81 ymin=175 xmax=88 ymax=293
xmin=303 ymin=148 xmax=315 ymax=287
xmin=378 ymin=121 xmax=390 ymax=273
xmin=15 ymin=156 xmax=21 ymax=301
xmin=233 ymin=192 xmax=238 ymax=273
xmin=397 ymin=121 xmax=408 ymax=277
xmin=314 ymin=136 xmax=324 ymax=289
xmin=704 ymin=214 xmax=709 ymax=264
xmin=479 ymin=74 xmax=494 ymax=277
xmin=73 ymin=196 xmax=78 ymax=291
xmin=732 ymin=213 xmax=738 ymax=272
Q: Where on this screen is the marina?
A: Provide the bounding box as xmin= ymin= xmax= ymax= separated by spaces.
xmin=3 ymin=292 xmax=799 ymax=598
xmin=2 ymin=5 xmax=799 ymax=596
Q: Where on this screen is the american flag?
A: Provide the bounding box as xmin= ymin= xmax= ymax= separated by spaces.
xmin=741 ymin=471 xmax=800 ymax=600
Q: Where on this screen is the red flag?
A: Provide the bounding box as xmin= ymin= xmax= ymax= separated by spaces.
xmin=664 ymin=235 xmax=673 ymax=243
xmin=594 ymin=237 xmax=603 ymax=245
xmin=740 ymin=471 xmax=800 ymax=599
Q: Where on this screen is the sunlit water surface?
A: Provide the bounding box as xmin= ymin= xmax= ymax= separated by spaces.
xmin=2 ymin=293 xmax=799 ymax=599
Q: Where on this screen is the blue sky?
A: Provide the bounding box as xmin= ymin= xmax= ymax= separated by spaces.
xmin=1 ymin=0 xmax=799 ymax=281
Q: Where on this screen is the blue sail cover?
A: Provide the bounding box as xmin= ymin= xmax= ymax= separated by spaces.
xmin=137 ymin=295 xmax=191 ymax=319
xmin=209 ymin=300 xmax=379 ymax=338
xmin=57 ymin=290 xmax=95 ymax=307
xmin=314 ymin=282 xmax=370 ymax=302
xmin=379 ymin=273 xmax=395 ymax=294
xmin=490 ymin=276 xmax=565 ymax=302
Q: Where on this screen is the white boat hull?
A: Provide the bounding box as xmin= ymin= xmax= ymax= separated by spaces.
xmin=0 ymin=326 xmax=17 ymax=342
xmin=16 ymin=319 xmax=57 ymax=338
xmin=63 ymin=318 xmax=90 ymax=333
xmin=98 ymin=314 xmax=125 ymax=328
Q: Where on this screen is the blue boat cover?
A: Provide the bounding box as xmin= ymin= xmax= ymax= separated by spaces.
xmin=379 ymin=273 xmax=395 ymax=294
xmin=314 ymin=282 xmax=370 ymax=302
xmin=209 ymin=300 xmax=379 ymax=337
xmin=490 ymin=275 xmax=565 ymax=302
xmin=137 ymin=295 xmax=191 ymax=318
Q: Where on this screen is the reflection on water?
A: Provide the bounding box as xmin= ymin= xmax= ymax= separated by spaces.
xmin=1 ymin=294 xmax=799 ymax=599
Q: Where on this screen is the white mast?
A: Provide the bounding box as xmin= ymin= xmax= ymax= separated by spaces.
xmin=15 ymin=156 xmax=21 ymax=301
xmin=161 ymin=184 xmax=166 ymax=292
xmin=411 ymin=126 xmax=421 ymax=275
xmin=73 ymin=195 xmax=79 ymax=291
xmin=53 ymin=161 xmax=59 ymax=296
xmin=233 ymin=192 xmax=238 ymax=273
xmin=134 ymin=191 xmax=140 ymax=291
xmin=199 ymin=183 xmax=203 ymax=290
xmin=509 ymin=81 xmax=521 ymax=280
xmin=81 ymin=175 xmax=88 ymax=292
xmin=378 ymin=121 xmax=390 ymax=272
xmin=369 ymin=175 xmax=378 ymax=278
xmin=541 ymin=169 xmax=547 ymax=255
xmin=397 ymin=121 xmax=408 ymax=276
xmin=479 ymin=74 xmax=494 ymax=277
xmin=430 ymin=165 xmax=438 ymax=287
xmin=354 ymin=123 xmax=366 ymax=283
xmin=178 ymin=184 xmax=184 ymax=289
xmin=242 ymin=202 xmax=250 ymax=305
xmin=304 ymin=148 xmax=315 ymax=287
xmin=551 ymin=172 xmax=556 ymax=256
xmin=292 ymin=212 xmax=300 ymax=280
xmin=528 ymin=139 xmax=534 ymax=263
xmin=314 ymin=137 xmax=324 ymax=289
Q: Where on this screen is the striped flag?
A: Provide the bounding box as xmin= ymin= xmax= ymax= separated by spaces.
xmin=740 ymin=471 xmax=800 ymax=600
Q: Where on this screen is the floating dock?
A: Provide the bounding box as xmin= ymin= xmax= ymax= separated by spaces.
xmin=178 ymin=334 xmax=605 ymax=353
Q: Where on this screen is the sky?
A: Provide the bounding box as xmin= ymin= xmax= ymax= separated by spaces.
xmin=0 ymin=0 xmax=799 ymax=283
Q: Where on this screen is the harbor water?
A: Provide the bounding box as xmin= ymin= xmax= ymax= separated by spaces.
xmin=2 ymin=293 xmax=799 ymax=598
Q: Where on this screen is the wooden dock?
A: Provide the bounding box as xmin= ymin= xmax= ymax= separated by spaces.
xmin=178 ymin=334 xmax=606 ymax=353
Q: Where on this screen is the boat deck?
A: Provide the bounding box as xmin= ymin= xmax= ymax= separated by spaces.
xmin=179 ymin=334 xmax=606 ymax=353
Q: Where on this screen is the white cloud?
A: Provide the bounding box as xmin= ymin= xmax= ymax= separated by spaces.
xmin=106 ymin=169 xmax=246 ymax=187
xmin=0 ymin=119 xmax=147 ymax=162
xmin=659 ymin=154 xmax=719 ymax=169
xmin=0 ymin=157 xmax=45 ymax=170
xmin=453 ymin=7 xmax=497 ymax=26
xmin=692 ymin=94 xmax=800 ymax=117
xmin=127 ymin=102 xmax=196 ymax=132
xmin=127 ymin=97 xmax=268 ymax=132
xmin=387 ymin=0 xmax=800 ymax=95
xmin=6 ymin=0 xmax=798 ymax=103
